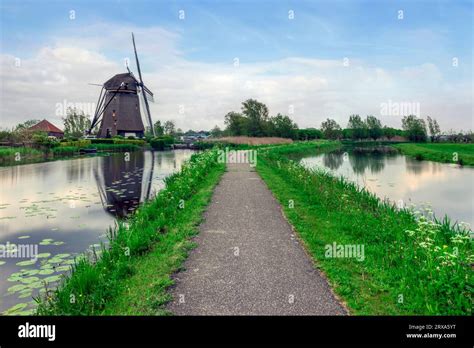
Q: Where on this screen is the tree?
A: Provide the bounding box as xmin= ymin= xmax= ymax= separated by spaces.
xmin=15 ymin=119 xmax=41 ymax=131
xmin=153 ymin=120 xmax=164 ymax=136
xmin=427 ymin=116 xmax=441 ymax=142
xmin=210 ymin=125 xmax=222 ymax=138
xmin=320 ymin=118 xmax=342 ymax=140
xmin=298 ymin=128 xmax=323 ymax=140
xmin=163 ymin=120 xmax=176 ymax=135
xmin=63 ymin=107 xmax=91 ymax=138
xmin=347 ymin=114 xmax=367 ymax=140
xmin=366 ymin=115 xmax=383 ymax=141
xmin=402 ymin=115 xmax=427 ymax=142
xmin=241 ymin=99 xmax=269 ymax=137
xmin=382 ymin=126 xmax=397 ymax=140
xmin=224 ymin=111 xmax=248 ymax=136
xmin=270 ymin=113 xmax=298 ymax=139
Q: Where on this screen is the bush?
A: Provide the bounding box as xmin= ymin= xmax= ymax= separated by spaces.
xmin=32 ymin=133 xmax=60 ymax=149
xmin=150 ymin=138 xmax=166 ymax=150
xmin=150 ymin=136 xmax=174 ymax=150
xmin=127 ymin=136 xmax=136 ymax=140
xmin=91 ymin=138 xmax=114 ymax=144
xmin=60 ymin=140 xmax=91 ymax=148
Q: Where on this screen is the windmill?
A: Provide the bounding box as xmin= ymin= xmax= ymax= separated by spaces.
xmin=88 ymin=33 xmax=155 ymax=138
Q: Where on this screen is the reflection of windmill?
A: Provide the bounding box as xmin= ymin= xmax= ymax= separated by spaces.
xmin=93 ymin=152 xmax=156 ymax=218
xmin=88 ymin=33 xmax=155 ymax=138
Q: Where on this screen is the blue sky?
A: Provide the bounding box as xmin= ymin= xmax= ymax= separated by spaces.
xmin=0 ymin=0 xmax=472 ymax=131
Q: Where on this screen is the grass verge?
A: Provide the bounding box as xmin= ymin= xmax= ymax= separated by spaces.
xmin=0 ymin=144 xmax=142 ymax=167
xmin=392 ymin=143 xmax=474 ymax=166
xmin=256 ymin=142 xmax=472 ymax=315
xmin=36 ymin=150 xmax=225 ymax=315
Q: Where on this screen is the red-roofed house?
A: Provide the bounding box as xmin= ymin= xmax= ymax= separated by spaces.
xmin=28 ymin=119 xmax=64 ymax=138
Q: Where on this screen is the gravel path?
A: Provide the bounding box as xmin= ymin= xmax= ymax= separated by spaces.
xmin=166 ymin=162 xmax=346 ymax=315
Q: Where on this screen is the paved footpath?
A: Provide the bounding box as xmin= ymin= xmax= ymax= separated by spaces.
xmin=166 ymin=162 xmax=347 ymax=315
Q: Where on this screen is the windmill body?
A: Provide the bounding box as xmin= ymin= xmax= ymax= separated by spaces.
xmin=89 ymin=33 xmax=155 ymax=138
xmin=98 ymin=73 xmax=145 ymax=138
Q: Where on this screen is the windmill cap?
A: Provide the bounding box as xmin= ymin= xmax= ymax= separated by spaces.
xmin=104 ymin=73 xmax=139 ymax=91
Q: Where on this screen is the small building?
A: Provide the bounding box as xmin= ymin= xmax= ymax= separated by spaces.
xmin=28 ymin=119 xmax=64 ymax=138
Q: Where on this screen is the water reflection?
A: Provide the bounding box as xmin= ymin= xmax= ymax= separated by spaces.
xmin=0 ymin=150 xmax=194 ymax=314
xmin=299 ymin=146 xmax=473 ymax=227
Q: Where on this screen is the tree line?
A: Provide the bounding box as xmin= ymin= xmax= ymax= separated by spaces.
xmin=218 ymin=99 xmax=472 ymax=142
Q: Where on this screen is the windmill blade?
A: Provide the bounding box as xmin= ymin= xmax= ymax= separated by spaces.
xmin=132 ymin=32 xmax=155 ymax=136
xmin=88 ymin=83 xmax=103 ymax=87
xmin=142 ymin=85 xmax=154 ymax=103
xmin=132 ymin=32 xmax=144 ymax=84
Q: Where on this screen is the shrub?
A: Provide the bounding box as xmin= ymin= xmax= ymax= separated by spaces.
xmin=150 ymin=138 xmax=166 ymax=150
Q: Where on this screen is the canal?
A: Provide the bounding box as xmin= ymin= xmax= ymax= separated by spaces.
xmin=296 ymin=146 xmax=473 ymax=228
xmin=0 ymin=149 xmax=194 ymax=314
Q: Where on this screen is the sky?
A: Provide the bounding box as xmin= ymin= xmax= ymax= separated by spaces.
xmin=0 ymin=0 xmax=472 ymax=132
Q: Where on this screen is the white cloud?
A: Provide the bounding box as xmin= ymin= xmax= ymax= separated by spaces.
xmin=0 ymin=24 xmax=472 ymax=132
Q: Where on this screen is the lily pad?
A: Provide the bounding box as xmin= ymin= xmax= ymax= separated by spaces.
xmin=16 ymin=259 xmax=37 ymax=266
xmin=55 ymin=265 xmax=71 ymax=272
xmin=29 ymin=281 xmax=44 ymax=289
xmin=21 ymin=269 xmax=40 ymax=276
xmin=38 ymin=269 xmax=54 ymax=275
xmin=7 ymin=284 xmax=28 ymax=293
xmin=43 ymin=275 xmax=62 ymax=283
xmin=0 ymin=261 xmax=5 ymax=266
xmin=18 ymin=290 xmax=33 ymax=299
xmin=18 ymin=236 xmax=30 ymax=239
xmin=3 ymin=302 xmax=28 ymax=314
xmin=19 ymin=276 xmax=40 ymax=284
xmin=36 ymin=253 xmax=51 ymax=259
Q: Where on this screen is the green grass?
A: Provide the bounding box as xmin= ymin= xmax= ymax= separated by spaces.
xmin=36 ymin=150 xmax=225 ymax=315
xmin=256 ymin=142 xmax=472 ymax=315
xmin=392 ymin=143 xmax=474 ymax=166
xmin=0 ymin=144 xmax=141 ymax=167
xmin=0 ymin=147 xmax=45 ymax=166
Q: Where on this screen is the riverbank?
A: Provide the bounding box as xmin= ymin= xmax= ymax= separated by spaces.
xmin=0 ymin=143 xmax=142 ymax=167
xmin=256 ymin=142 xmax=472 ymax=315
xmin=392 ymin=143 xmax=474 ymax=166
xmin=36 ymin=150 xmax=225 ymax=315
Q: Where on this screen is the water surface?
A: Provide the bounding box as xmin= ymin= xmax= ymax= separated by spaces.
xmin=0 ymin=150 xmax=194 ymax=314
xmin=297 ymin=146 xmax=473 ymax=228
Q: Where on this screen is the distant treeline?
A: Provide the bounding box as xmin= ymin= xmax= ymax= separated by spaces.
xmin=213 ymin=99 xmax=472 ymax=143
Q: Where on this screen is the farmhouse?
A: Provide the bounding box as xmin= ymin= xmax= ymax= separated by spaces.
xmin=28 ymin=119 xmax=64 ymax=138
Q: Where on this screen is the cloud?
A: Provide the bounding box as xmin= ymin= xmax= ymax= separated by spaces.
xmin=0 ymin=24 xmax=472 ymax=132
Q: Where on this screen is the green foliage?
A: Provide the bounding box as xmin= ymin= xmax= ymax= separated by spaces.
xmin=427 ymin=116 xmax=441 ymax=142
xmin=210 ymin=125 xmax=223 ymax=138
xmin=62 ymin=108 xmax=91 ymax=138
xmin=59 ymin=140 xmax=91 ymax=148
xmin=163 ymin=120 xmax=176 ymax=136
xmin=270 ymin=113 xmax=298 ymax=139
xmin=402 ymin=115 xmax=427 ymax=142
xmin=32 ymin=132 xmax=60 ymax=149
xmin=224 ymin=111 xmax=249 ymax=136
xmin=347 ymin=114 xmax=367 ymax=140
xmin=298 ymin=128 xmax=323 ymax=140
xmin=150 ymin=136 xmax=174 ymax=150
xmin=365 ymin=115 xmax=383 ymax=140
xmin=321 ymin=118 xmax=342 ymax=140
xmin=36 ymin=150 xmax=225 ymax=315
